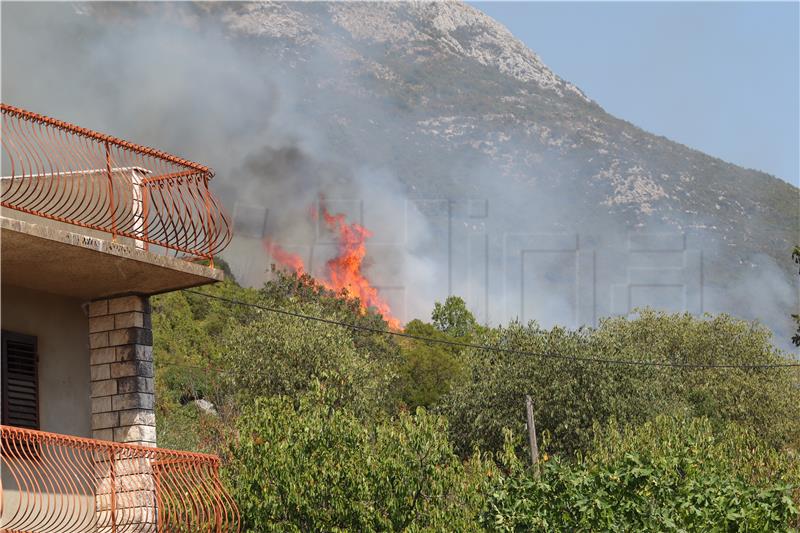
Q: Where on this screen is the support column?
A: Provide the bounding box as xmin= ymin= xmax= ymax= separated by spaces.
xmin=89 ymin=295 xmax=157 ymax=531
xmin=88 ymin=295 xmax=156 ymax=446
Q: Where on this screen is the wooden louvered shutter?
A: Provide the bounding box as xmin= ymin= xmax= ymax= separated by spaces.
xmin=1 ymin=331 xmax=39 ymax=429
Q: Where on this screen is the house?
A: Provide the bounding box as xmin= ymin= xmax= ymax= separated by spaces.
xmin=0 ymin=103 xmax=240 ymax=531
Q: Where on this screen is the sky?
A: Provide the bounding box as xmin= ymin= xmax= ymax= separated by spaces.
xmin=473 ymin=1 xmax=800 ymax=186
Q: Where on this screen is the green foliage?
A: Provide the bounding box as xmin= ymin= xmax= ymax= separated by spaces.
xmin=589 ymin=415 xmax=800 ymax=493
xmin=152 ymin=278 xmax=258 ymax=450
xmin=260 ymin=272 xmax=400 ymax=362
xmin=431 ymin=296 xmax=479 ymax=338
xmin=397 ymin=320 xmax=466 ymax=409
xmin=153 ymin=278 xmax=800 ymax=529
xmin=483 ymin=421 xmax=799 ymax=531
xmin=438 ymin=310 xmax=800 ymax=457
xmin=224 ymin=385 xmax=491 ymax=532
xmin=222 ymin=306 xmax=396 ymax=417
xmin=154 ymin=272 xmax=400 ymax=449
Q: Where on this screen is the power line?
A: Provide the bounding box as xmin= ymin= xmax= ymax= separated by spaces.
xmin=179 ymin=289 xmax=800 ymax=371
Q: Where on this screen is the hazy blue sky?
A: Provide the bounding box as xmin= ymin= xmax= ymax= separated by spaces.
xmin=473 ymin=2 xmax=799 ymax=186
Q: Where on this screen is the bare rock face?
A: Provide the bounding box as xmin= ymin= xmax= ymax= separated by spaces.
xmin=222 ymin=1 xmax=587 ymax=100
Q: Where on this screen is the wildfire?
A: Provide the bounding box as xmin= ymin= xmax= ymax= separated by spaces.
xmin=263 ymin=238 xmax=305 ymax=275
xmin=264 ymin=204 xmax=402 ymax=330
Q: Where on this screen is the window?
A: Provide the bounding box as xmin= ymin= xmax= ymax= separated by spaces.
xmin=1 ymin=331 xmax=39 ymax=430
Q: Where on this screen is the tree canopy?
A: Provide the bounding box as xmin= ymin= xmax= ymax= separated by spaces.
xmin=152 ymin=270 xmax=800 ymax=531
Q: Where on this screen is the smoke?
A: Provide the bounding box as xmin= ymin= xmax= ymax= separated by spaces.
xmin=0 ymin=1 xmax=443 ymax=322
xmin=2 ymin=2 xmax=796 ymax=353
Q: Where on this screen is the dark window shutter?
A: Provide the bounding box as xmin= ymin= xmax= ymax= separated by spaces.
xmin=1 ymin=331 xmax=39 ymax=430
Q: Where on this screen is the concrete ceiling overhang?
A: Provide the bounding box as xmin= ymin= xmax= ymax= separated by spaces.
xmin=1 ymin=216 xmax=223 ymax=300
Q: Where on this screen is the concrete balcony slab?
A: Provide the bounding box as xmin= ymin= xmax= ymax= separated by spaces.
xmin=1 ymin=215 xmax=223 ymax=300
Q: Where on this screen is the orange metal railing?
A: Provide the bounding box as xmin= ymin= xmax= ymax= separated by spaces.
xmin=0 ymin=104 xmax=232 ymax=262
xmin=0 ymin=425 xmax=240 ymax=532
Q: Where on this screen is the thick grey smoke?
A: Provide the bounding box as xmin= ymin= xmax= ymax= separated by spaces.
xmin=2 ymin=2 xmax=796 ymax=352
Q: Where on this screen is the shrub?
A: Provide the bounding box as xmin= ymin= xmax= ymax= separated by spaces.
xmin=439 ymin=310 xmax=800 ymax=457
xmin=222 ymin=307 xmax=396 ymax=418
xmin=224 ymin=385 xmax=492 ymax=532
xmin=589 ymin=415 xmax=800 ymax=490
xmin=397 ymin=320 xmax=467 ymax=409
xmin=482 ymin=422 xmax=799 ymax=532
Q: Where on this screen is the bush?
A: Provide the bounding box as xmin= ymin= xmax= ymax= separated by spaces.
xmin=482 ymin=420 xmax=799 ymax=531
xmin=222 ymin=306 xmax=396 ymax=418
xmin=224 ymin=385 xmax=491 ymax=532
xmin=438 ymin=310 xmax=800 ymax=457
xmin=589 ymin=415 xmax=800 ymax=490
xmin=397 ymin=320 xmax=467 ymax=409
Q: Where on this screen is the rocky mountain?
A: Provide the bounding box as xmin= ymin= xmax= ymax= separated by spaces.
xmin=3 ymin=1 xmax=797 ymax=344
xmin=227 ymin=1 xmax=792 ymax=229
xmin=216 ymin=1 xmax=797 ymax=339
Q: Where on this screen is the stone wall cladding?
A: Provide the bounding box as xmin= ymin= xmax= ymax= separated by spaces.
xmin=89 ymin=295 xmax=156 ymax=447
xmin=95 ymin=453 xmax=158 ymax=532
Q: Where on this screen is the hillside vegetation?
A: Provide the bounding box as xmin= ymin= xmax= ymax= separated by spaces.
xmin=154 ymin=268 xmax=799 ymax=531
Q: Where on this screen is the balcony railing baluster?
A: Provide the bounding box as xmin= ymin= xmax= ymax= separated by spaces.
xmin=0 ymin=425 xmax=240 ymax=532
xmin=0 ymin=104 xmax=232 ymax=261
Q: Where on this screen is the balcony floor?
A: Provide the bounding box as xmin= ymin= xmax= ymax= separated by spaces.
xmin=1 ymin=215 xmax=223 ymax=300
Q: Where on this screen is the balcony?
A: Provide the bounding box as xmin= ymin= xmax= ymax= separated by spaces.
xmin=1 ymin=104 xmax=232 ymax=299
xmin=1 ymin=425 xmax=240 ymax=532
xmin=0 ymin=103 xmax=232 ymax=262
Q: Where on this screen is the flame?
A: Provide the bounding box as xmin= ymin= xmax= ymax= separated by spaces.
xmin=263 ymin=238 xmax=305 ymax=275
xmin=264 ymin=205 xmax=401 ymax=330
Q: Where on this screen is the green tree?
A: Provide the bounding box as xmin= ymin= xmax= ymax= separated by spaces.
xmin=431 ymin=296 xmax=479 ymax=337
xmin=154 ymin=272 xmax=403 ymax=449
xmin=222 ymin=303 xmax=396 ymax=418
xmin=397 ymin=319 xmax=466 ymax=409
xmin=260 ymin=272 xmax=401 ymax=368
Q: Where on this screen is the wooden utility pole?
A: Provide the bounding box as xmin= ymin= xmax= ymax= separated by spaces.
xmin=525 ymin=395 xmax=540 ymax=478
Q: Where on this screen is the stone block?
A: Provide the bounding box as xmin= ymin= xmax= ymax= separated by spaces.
xmin=91 ymin=379 xmax=117 ymax=398
xmin=100 ymin=456 xmax=151 ymax=476
xmin=108 ymin=295 xmax=147 ymax=314
xmin=89 ymin=332 xmax=109 ymax=349
xmin=112 ymin=393 xmax=154 ymax=411
xmin=92 ymin=428 xmax=114 ymax=441
xmin=109 ymin=327 xmax=153 ymax=347
xmin=110 ymin=360 xmax=153 ymax=379
xmin=114 ymin=311 xmax=144 ymax=329
xmin=114 ymin=425 xmax=157 ymax=444
xmin=96 ymin=487 xmax=156 ymax=509
xmin=115 ymin=344 xmax=153 ymax=362
xmin=117 ymin=376 xmax=154 ymax=394
xmin=92 ymin=411 xmax=119 ymax=430
xmin=88 ymin=300 xmax=108 ymax=317
xmin=91 ymin=364 xmax=111 ymax=381
xmin=91 ymin=347 xmax=116 ymax=365
xmin=119 ymin=409 xmax=157 ymax=427
xmin=92 ymin=396 xmax=112 ymax=414
xmin=89 ymin=315 xmax=115 ymax=333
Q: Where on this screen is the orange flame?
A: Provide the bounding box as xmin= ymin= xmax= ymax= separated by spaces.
xmin=264 ymin=205 xmax=401 ymax=330
xmin=263 ymin=238 xmax=305 ymax=275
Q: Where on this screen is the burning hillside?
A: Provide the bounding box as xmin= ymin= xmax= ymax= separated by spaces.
xmin=264 ymin=204 xmax=402 ymax=330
